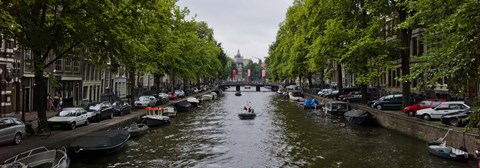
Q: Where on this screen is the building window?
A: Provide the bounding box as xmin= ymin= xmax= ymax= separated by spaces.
xmin=418 ymin=39 xmax=424 ymax=56
xmin=64 ymin=59 xmax=71 ymax=72
xmin=411 ymin=37 xmax=418 ymax=56
xmin=73 ymin=61 xmax=80 ymax=73
xmin=55 ymin=59 xmax=62 ymax=72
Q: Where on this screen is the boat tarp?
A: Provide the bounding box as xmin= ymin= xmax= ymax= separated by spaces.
xmin=175 ymin=101 xmax=192 ymax=108
xmin=303 ymin=99 xmax=319 ymax=106
xmin=70 ymin=130 xmax=130 ymax=149
xmin=344 ymin=109 xmax=370 ymax=118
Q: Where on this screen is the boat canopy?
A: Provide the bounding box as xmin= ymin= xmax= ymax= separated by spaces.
xmin=303 ymin=99 xmax=319 ymax=106
xmin=144 ymin=107 xmax=163 ymax=111
xmin=70 ymin=130 xmax=130 ymax=149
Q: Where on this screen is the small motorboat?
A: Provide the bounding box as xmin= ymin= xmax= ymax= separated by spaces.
xmin=343 ymin=109 xmax=376 ymax=126
xmin=174 ymin=100 xmax=192 ymax=112
xmin=186 ymin=97 xmax=200 ymax=107
xmin=68 ymin=130 xmax=130 ymax=161
xmin=2 ymin=146 xmax=70 ymax=168
xmin=125 ymin=123 xmax=149 ymax=138
xmin=142 ymin=107 xmax=170 ymax=127
xmin=162 ymin=106 xmax=177 ymax=117
xmin=323 ymin=101 xmax=349 ymax=115
xmin=426 ymin=129 xmax=469 ymax=162
xmin=235 ymin=91 xmax=242 ymax=96
xmin=303 ymin=99 xmax=321 ymax=109
xmin=201 ymin=94 xmax=214 ymax=101
xmin=238 ymin=104 xmax=256 ymax=120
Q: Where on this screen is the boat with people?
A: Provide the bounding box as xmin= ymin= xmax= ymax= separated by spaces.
xmin=141 ymin=107 xmax=170 ymax=127
xmin=235 ymin=91 xmax=242 ymax=96
xmin=174 ymin=100 xmax=192 ymax=112
xmin=343 ymin=109 xmax=376 ymax=126
xmin=2 ymin=146 xmax=70 ymax=168
xmin=186 ymin=97 xmax=200 ymax=107
xmin=162 ymin=106 xmax=177 ymax=117
xmin=68 ymin=130 xmax=130 ymax=161
xmin=125 ymin=123 xmax=149 ymax=138
xmin=426 ymin=129 xmax=469 ymax=162
xmin=238 ymin=103 xmax=256 ymax=120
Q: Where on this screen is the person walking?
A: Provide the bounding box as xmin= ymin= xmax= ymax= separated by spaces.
xmin=58 ymin=96 xmax=63 ymax=111
xmin=53 ymin=95 xmax=59 ymax=111
xmin=47 ymin=94 xmax=53 ymax=112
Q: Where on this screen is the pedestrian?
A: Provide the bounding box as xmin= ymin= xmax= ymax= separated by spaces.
xmin=53 ymin=95 xmax=59 ymax=111
xmin=58 ymin=96 xmax=63 ymax=111
xmin=47 ymin=94 xmax=53 ymax=112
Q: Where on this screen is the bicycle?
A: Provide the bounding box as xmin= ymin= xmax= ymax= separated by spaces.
xmin=25 ymin=117 xmax=51 ymax=139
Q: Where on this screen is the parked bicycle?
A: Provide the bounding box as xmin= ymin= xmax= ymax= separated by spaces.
xmin=25 ymin=117 xmax=51 ymax=139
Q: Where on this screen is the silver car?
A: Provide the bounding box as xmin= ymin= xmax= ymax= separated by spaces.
xmin=0 ymin=117 xmax=26 ymax=145
xmin=135 ymin=96 xmax=156 ymax=108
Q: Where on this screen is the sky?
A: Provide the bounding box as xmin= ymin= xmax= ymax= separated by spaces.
xmin=176 ymin=0 xmax=293 ymax=60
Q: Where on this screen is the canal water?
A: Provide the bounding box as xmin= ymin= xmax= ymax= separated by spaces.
xmin=71 ymin=88 xmax=474 ymax=168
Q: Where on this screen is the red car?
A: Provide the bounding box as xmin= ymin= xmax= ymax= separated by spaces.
xmin=403 ymin=99 xmax=447 ymax=116
xmin=168 ymin=92 xmax=177 ymax=100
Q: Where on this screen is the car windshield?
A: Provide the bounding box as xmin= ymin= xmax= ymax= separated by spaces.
xmin=89 ymin=104 xmax=102 ymax=111
xmin=58 ymin=110 xmax=76 ymax=117
xmin=138 ymin=96 xmax=150 ymax=101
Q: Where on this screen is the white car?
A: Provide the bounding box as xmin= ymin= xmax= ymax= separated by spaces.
xmin=416 ymin=101 xmax=470 ymax=120
xmin=135 ymin=96 xmax=157 ymax=108
xmin=47 ymin=108 xmax=89 ymax=130
xmin=317 ymin=88 xmax=334 ymax=97
xmin=175 ymin=90 xmax=185 ymax=98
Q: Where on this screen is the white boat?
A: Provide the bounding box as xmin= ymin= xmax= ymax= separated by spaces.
xmin=288 ymin=91 xmax=304 ymax=102
xmin=142 ymin=107 xmax=170 ymax=127
xmin=126 ymin=124 xmax=149 ymax=138
xmin=201 ymin=94 xmax=214 ymax=101
xmin=162 ymin=106 xmax=177 ymax=117
xmin=2 ymin=146 xmax=70 ymax=168
xmin=186 ymin=97 xmax=200 ymax=107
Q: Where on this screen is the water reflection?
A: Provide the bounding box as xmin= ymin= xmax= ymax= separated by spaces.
xmin=71 ymin=88 xmax=475 ymax=168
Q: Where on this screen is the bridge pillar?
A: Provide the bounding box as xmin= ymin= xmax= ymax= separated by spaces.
xmin=236 ymin=85 xmax=240 ymax=91
xmin=256 ymin=86 xmax=261 ymax=91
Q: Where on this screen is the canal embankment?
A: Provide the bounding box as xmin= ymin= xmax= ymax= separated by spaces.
xmin=0 ymin=90 xmax=218 ymax=162
xmin=307 ymin=93 xmax=479 ymax=155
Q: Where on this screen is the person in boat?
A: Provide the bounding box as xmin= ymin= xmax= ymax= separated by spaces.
xmin=248 ymin=107 xmax=251 ymax=112
xmin=243 ymin=106 xmax=247 ymax=112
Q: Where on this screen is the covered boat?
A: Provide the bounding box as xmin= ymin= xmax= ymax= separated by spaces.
xmin=142 ymin=107 xmax=170 ymax=127
xmin=126 ymin=123 xmax=149 ymax=138
xmin=343 ymin=109 xmax=376 ymax=125
xmin=174 ymin=100 xmax=192 ymax=112
xmin=2 ymin=146 xmax=69 ymax=168
xmin=162 ymin=106 xmax=177 ymax=117
xmin=426 ymin=129 xmax=469 ymax=162
xmin=68 ymin=130 xmax=130 ymax=161
xmin=303 ymin=99 xmax=321 ymax=109
xmin=186 ymin=97 xmax=200 ymax=107
xmin=235 ymin=91 xmax=242 ymax=96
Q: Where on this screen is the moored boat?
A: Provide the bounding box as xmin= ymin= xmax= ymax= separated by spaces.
xmin=323 ymin=101 xmax=349 ymax=115
xmin=303 ymin=99 xmax=321 ymax=109
xmin=201 ymin=94 xmax=214 ymax=101
xmin=162 ymin=106 xmax=177 ymax=117
xmin=174 ymin=100 xmax=192 ymax=112
xmin=125 ymin=123 xmax=149 ymax=138
xmin=68 ymin=130 xmax=130 ymax=161
xmin=186 ymin=97 xmax=200 ymax=107
xmin=2 ymin=146 xmax=70 ymax=168
xmin=426 ymin=141 xmax=469 ymax=161
xmin=343 ymin=109 xmax=376 ymax=125
xmin=235 ymin=91 xmax=242 ymax=96
xmin=142 ymin=107 xmax=170 ymax=127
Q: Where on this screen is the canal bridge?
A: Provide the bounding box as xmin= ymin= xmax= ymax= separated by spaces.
xmin=219 ymin=81 xmax=280 ymax=91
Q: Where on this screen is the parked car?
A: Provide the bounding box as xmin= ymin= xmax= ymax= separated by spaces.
xmin=47 ymin=108 xmax=89 ymax=130
xmin=368 ymin=94 xmax=403 ymax=110
xmin=441 ymin=109 xmax=470 ymax=127
xmin=112 ymin=100 xmax=132 ymax=116
xmin=135 ymin=96 xmax=157 ymax=108
xmin=415 ymin=101 xmax=470 ymax=120
xmin=85 ymin=102 xmax=115 ymax=122
xmin=175 ymin=90 xmax=185 ymax=98
xmin=0 ymin=117 xmax=26 ymax=145
xmin=403 ymin=99 xmax=447 ymax=116
xmin=168 ymin=92 xmax=177 ymax=100
xmin=158 ymin=93 xmax=170 ymax=104
xmin=333 ymin=87 xmax=360 ymax=100
xmin=317 ymin=88 xmax=334 ymax=97
xmin=343 ymin=92 xmax=376 ymax=103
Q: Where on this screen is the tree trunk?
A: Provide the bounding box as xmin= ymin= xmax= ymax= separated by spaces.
xmin=128 ymin=68 xmax=136 ymax=108
xmin=337 ymin=62 xmax=343 ymax=89
xmin=398 ymin=9 xmax=412 ymax=109
xmin=154 ymin=73 xmax=161 ymax=91
xmin=34 ymin=66 xmax=47 ymax=128
xmin=360 ymin=84 xmax=368 ymax=104
xmin=307 ymin=75 xmax=312 ymax=90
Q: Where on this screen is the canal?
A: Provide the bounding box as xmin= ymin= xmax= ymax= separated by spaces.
xmin=71 ymin=88 xmax=474 ymax=168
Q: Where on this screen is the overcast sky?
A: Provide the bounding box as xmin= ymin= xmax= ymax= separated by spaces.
xmin=176 ymin=0 xmax=292 ymax=60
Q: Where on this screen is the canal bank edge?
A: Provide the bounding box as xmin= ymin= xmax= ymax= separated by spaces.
xmin=0 ymin=89 xmax=219 ymax=162
xmin=308 ymin=93 xmax=478 ymax=155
